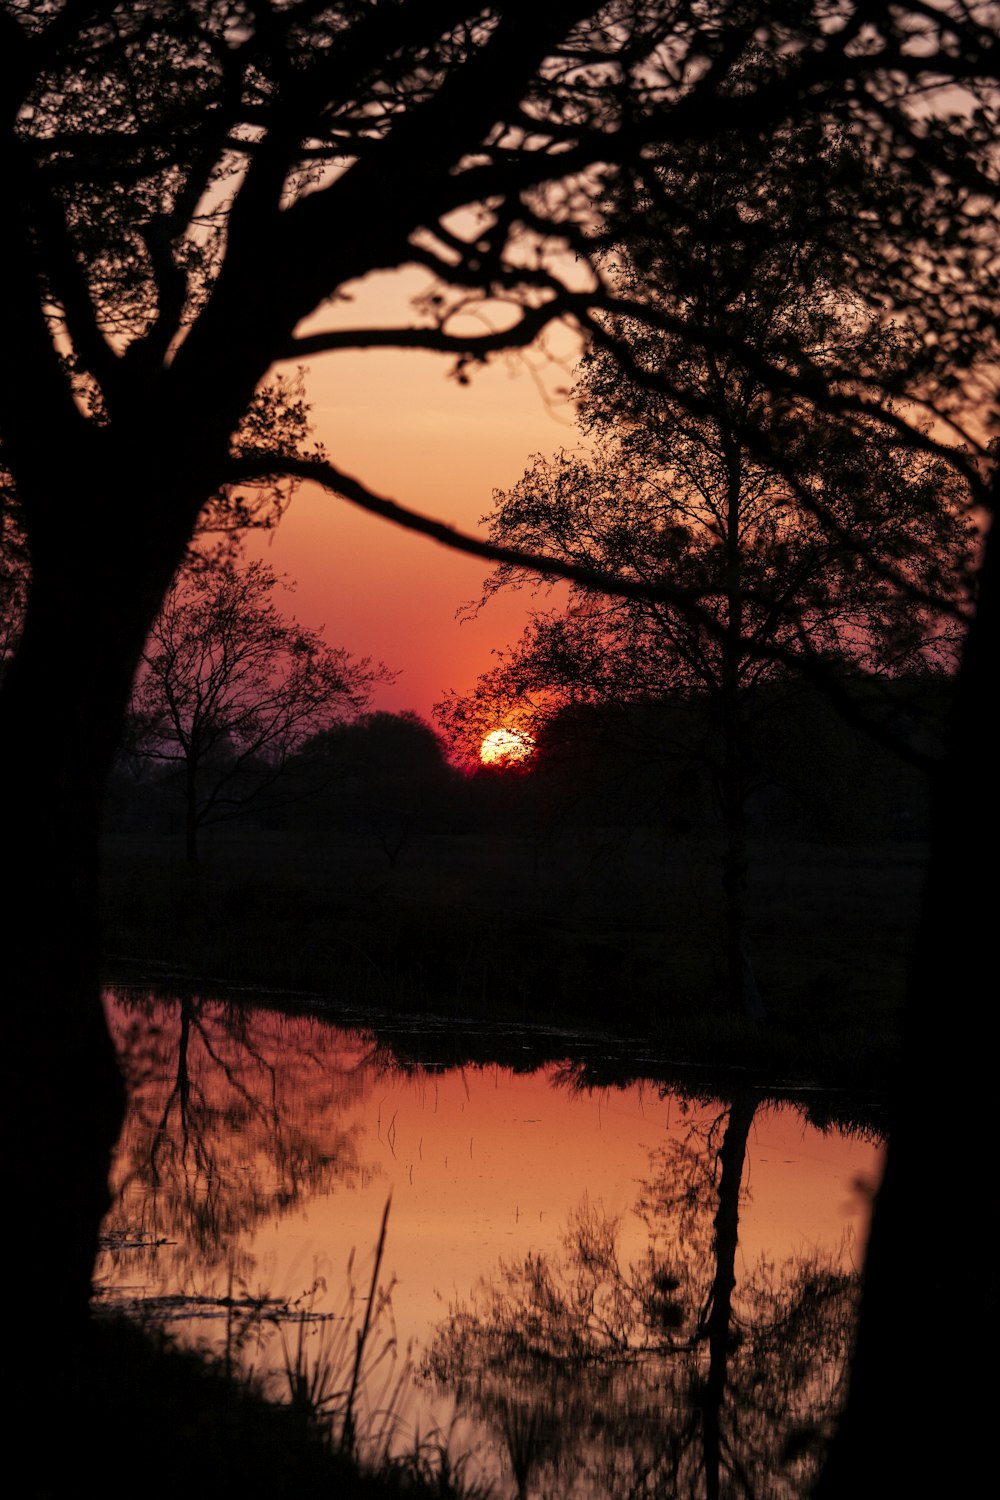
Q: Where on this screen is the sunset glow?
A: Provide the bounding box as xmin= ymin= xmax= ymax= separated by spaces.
xmin=479 ymin=726 xmax=535 ymax=767
xmin=241 ymin=270 xmax=581 ymax=726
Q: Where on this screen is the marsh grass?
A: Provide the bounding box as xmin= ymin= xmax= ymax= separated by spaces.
xmin=265 ymin=1198 xmax=418 ymax=1465
xmin=90 ymin=1200 xmax=499 ymax=1498
xmin=67 ymin=1314 xmax=378 ymax=1497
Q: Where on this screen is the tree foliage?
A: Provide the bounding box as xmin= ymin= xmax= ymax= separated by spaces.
xmin=285 ymin=711 xmax=456 ymax=863
xmin=2 ymin=2 xmax=995 ymax=602
xmin=437 ymin=129 xmax=975 ymax=1014
xmin=130 ymin=560 xmax=392 ymax=860
xmin=440 ymin=422 xmax=970 ymax=745
xmin=440 ymin=126 xmax=975 ymax=760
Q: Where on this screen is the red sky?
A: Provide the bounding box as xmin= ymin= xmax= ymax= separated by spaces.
xmin=245 ymin=268 xmax=582 ymax=734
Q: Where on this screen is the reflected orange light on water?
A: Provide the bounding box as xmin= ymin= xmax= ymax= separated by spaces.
xmin=99 ymin=993 xmax=882 ymax=1350
xmin=98 ymin=991 xmax=886 ymax=1492
xmin=254 ymin=1065 xmax=880 ymax=1337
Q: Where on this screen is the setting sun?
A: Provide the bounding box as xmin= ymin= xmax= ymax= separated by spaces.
xmin=479 ymin=727 xmax=535 ymax=768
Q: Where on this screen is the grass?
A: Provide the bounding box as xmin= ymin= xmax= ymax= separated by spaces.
xmin=65 ymin=1313 xmax=377 ymax=1497
xmin=60 ymin=1313 xmax=497 ymax=1500
xmin=67 ymin=1201 xmax=496 ymax=1500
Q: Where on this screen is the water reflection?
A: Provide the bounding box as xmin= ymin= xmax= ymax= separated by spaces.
xmin=424 ymin=1092 xmax=860 ymax=1497
xmin=98 ymin=990 xmax=880 ymax=1496
xmin=103 ymin=990 xmax=376 ymax=1297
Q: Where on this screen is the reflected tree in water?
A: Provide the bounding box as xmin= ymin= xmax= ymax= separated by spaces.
xmin=423 ymin=1092 xmax=860 ymax=1498
xmin=99 ymin=992 xmax=380 ymax=1304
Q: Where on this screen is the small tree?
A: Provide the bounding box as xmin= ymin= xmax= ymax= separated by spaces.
xmin=289 ymin=711 xmax=456 ymax=864
xmin=438 ymin=133 xmax=974 ymax=1018
xmin=130 ymin=560 xmax=392 ymax=861
xmin=442 ymin=436 xmax=970 ymax=1019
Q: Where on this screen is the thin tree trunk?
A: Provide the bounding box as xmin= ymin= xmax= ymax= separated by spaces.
xmin=185 ymin=758 xmax=200 ymax=863
xmin=720 ymin=734 xmax=763 ymax=1021
xmin=720 ymin=450 xmax=764 ymax=1021
xmin=699 ymin=1091 xmax=760 ymax=1500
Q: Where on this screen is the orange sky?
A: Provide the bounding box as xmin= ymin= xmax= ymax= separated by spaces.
xmin=244 ymin=269 xmax=582 ymax=734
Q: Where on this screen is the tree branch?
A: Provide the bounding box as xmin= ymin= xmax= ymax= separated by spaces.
xmin=223 ymin=451 xmax=713 ymax=611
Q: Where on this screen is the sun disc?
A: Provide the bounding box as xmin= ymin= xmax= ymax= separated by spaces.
xmin=479 ymin=727 xmax=534 ymax=767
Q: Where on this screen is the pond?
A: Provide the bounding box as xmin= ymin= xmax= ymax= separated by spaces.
xmin=96 ymin=988 xmax=883 ymax=1498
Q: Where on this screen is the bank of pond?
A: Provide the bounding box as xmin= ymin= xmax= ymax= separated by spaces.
xmin=103 ymin=825 xmax=918 ymax=1090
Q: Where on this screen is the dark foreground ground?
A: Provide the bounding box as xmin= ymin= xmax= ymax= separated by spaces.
xmin=58 ymin=1316 xmax=467 ymax=1500
xmin=102 ymin=826 xmax=923 ymax=1091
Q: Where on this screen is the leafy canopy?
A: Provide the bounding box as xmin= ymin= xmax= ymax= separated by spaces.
xmin=2 ymin=2 xmax=995 ymax=590
xmin=438 ymin=127 xmax=975 ymax=765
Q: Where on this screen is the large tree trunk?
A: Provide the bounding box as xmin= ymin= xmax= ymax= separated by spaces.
xmin=814 ymin=505 xmax=997 ymax=1494
xmin=0 ymin=480 xmax=200 ymax=1485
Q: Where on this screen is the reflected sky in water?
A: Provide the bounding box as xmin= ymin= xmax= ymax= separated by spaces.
xmin=96 ymin=989 xmax=882 ymax=1496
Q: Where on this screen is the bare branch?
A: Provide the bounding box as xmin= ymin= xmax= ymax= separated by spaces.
xmin=223 ymin=450 xmax=712 ymax=613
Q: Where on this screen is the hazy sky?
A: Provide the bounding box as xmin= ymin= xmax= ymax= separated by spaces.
xmin=244 ymin=269 xmax=582 ymax=733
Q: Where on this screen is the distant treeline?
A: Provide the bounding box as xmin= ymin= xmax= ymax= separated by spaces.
xmin=106 ymin=674 xmax=946 ymax=852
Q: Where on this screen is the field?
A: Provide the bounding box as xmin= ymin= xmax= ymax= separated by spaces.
xmin=101 ymin=825 xmax=924 ymax=1090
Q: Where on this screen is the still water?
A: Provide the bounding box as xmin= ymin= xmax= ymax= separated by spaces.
xmin=96 ymin=988 xmax=882 ymax=1497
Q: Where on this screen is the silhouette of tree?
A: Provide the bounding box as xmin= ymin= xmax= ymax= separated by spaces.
xmin=128 ymin=560 xmax=391 ymax=861
xmin=0 ymin=5 xmax=996 ymax=1485
xmin=437 ymin=134 xmax=974 ymax=1015
xmin=288 ymin=711 xmax=456 ymax=864
xmin=0 ymin=364 xmax=316 ymax=665
xmin=194 ymin=368 xmax=323 ymax=565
